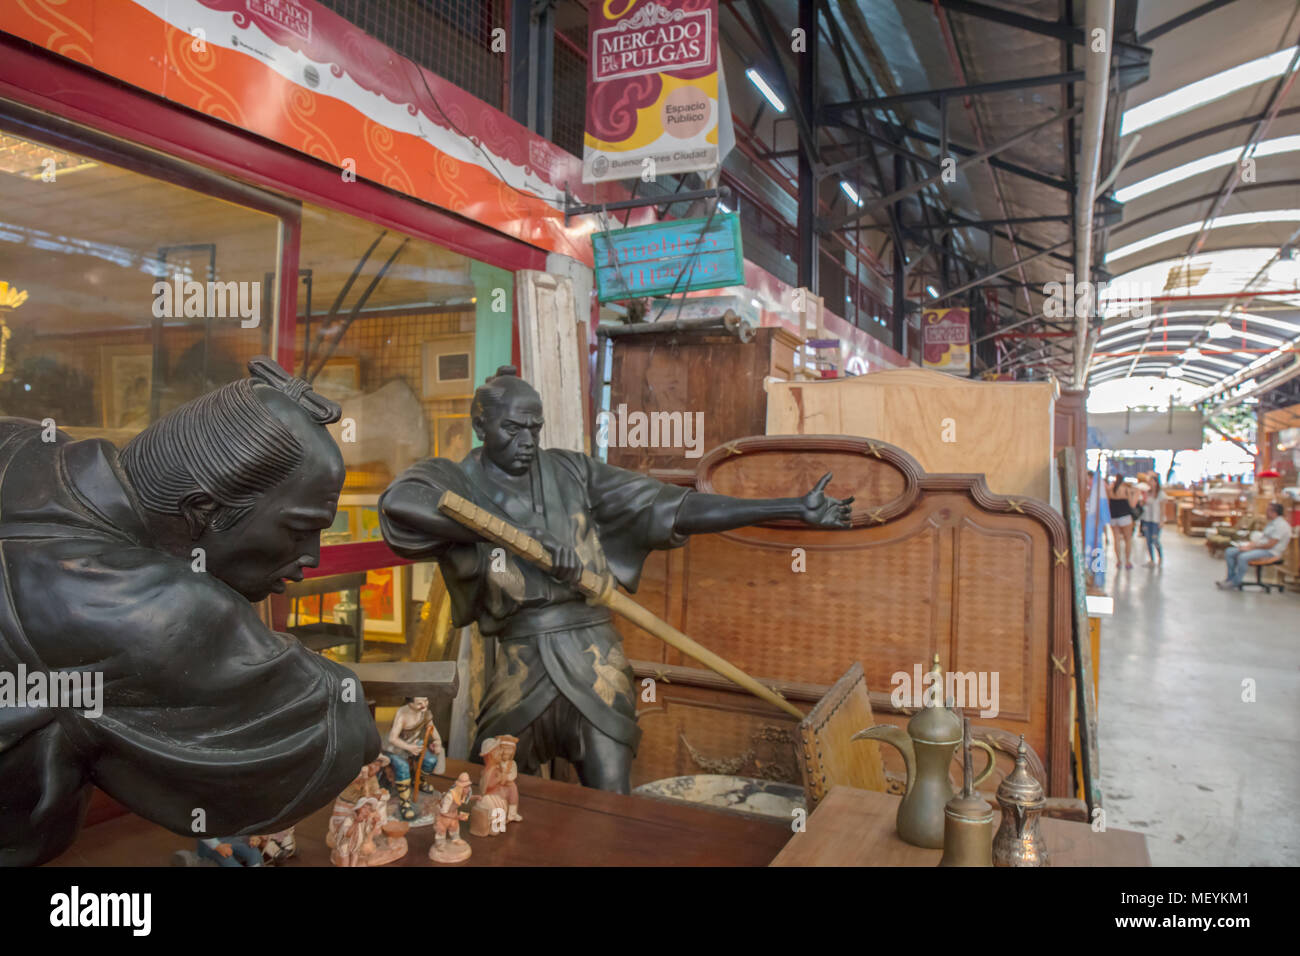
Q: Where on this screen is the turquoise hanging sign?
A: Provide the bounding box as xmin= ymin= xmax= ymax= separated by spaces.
xmin=592 ymin=213 xmax=745 ymax=303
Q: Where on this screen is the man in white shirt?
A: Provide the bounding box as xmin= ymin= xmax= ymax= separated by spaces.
xmin=1218 ymin=502 xmax=1292 ymax=590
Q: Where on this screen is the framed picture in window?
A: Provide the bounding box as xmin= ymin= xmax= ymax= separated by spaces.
xmin=320 ymin=506 xmax=354 ymax=546
xmin=312 ymin=356 xmax=362 ymax=401
xmin=337 ymin=494 xmax=383 ymax=542
xmin=435 ymin=414 xmax=472 ymax=460
xmin=422 ymin=334 xmax=474 ymax=399
xmin=361 ymin=565 xmax=406 ymax=639
xmin=100 ymin=344 xmax=154 ymax=430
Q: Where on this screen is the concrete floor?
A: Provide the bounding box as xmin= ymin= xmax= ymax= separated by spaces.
xmin=1098 ymin=527 xmax=1300 ymax=866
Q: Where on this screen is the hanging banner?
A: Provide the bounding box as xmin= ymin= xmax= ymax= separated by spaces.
xmin=921 ymin=307 xmax=971 ymax=375
xmin=591 ymin=213 xmax=744 ymax=302
xmin=583 ymin=0 xmax=725 ymax=183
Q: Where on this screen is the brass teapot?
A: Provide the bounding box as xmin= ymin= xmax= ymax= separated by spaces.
xmin=853 ymin=656 xmax=995 ymax=848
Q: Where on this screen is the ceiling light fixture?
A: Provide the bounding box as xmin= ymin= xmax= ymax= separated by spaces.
xmin=745 ymin=69 xmax=786 ymax=113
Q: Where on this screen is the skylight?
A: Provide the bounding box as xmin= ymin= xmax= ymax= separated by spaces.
xmin=1120 ymin=47 xmax=1299 ymax=136
xmin=1105 ymin=210 xmax=1300 ymax=263
xmin=1100 ymin=311 xmax=1296 ymax=336
xmin=1115 ymin=135 xmax=1300 ymax=204
xmin=1096 ymin=324 xmax=1284 ymax=346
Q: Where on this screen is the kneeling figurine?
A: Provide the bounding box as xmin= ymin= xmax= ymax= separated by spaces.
xmin=326 ymin=756 xmax=409 ymax=867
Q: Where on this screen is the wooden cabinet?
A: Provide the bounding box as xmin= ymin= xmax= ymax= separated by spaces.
xmin=605 ymin=326 xmax=801 ymax=473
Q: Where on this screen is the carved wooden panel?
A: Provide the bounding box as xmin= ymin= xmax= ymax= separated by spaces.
xmin=618 ymin=435 xmax=1074 ymax=796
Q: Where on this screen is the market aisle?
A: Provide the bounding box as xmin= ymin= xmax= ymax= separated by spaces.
xmin=1099 ymin=529 xmax=1300 ymax=865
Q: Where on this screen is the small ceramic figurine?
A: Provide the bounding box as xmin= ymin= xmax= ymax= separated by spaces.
xmin=471 ymin=735 xmax=523 ymax=836
xmin=187 ymin=836 xmax=263 ymax=867
xmin=429 ymin=772 xmax=473 ymax=864
xmin=326 ymin=755 xmax=409 ymax=867
xmin=249 ymin=827 xmax=296 ymax=865
xmin=384 ymin=696 xmax=446 ymax=822
xmin=171 ymin=828 xmax=294 ymax=867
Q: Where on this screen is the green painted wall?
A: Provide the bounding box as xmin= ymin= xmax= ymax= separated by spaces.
xmin=469 ymin=261 xmax=514 ymax=447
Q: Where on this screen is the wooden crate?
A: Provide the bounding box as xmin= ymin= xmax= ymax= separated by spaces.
xmin=607 ymin=326 xmax=800 ymax=473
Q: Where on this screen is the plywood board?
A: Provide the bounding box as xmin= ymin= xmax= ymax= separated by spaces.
xmin=766 ymin=368 xmax=1057 ymax=502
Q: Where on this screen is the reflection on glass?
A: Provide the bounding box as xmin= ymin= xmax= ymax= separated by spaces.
xmin=0 ymin=130 xmax=281 ymax=441
xmin=296 ymin=203 xmax=479 ymax=494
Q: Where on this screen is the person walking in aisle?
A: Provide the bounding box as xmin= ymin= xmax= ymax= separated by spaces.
xmin=1107 ymin=474 xmax=1139 ymax=570
xmin=1140 ymin=474 xmax=1167 ymax=567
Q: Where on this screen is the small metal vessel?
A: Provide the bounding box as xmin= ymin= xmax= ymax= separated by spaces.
xmin=992 ymin=735 xmax=1049 ymax=867
xmin=938 ymin=718 xmax=993 ymax=867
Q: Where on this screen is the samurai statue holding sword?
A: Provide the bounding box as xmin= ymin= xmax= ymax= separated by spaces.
xmin=379 ymin=365 xmax=852 ymax=793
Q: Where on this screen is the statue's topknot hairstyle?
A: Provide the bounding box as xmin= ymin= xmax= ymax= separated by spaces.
xmin=471 ymin=364 xmax=538 ymax=421
xmin=121 ymin=357 xmax=341 ymax=532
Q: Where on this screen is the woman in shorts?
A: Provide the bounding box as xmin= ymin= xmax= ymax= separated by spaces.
xmin=1107 ymin=474 xmax=1137 ymax=570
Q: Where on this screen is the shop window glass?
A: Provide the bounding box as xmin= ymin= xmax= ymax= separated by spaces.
xmin=0 ymin=130 xmax=282 ymax=441
xmin=295 ymin=203 xmax=483 ymax=648
xmin=296 ymin=202 xmax=479 ymax=493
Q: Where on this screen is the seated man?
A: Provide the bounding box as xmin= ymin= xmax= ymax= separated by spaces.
xmin=0 ymin=358 xmax=380 ymax=866
xmin=384 ymin=696 xmax=445 ymax=820
xmin=1217 ymin=502 xmax=1292 ymax=590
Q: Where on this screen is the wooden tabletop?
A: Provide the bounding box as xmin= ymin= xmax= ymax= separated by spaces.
xmin=48 ymin=760 xmax=792 ymax=867
xmin=771 ymin=787 xmax=1151 ymax=867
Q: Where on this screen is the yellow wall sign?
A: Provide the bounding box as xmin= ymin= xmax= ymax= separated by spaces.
xmin=921 ymin=307 xmax=971 ymax=375
xmin=583 ymin=0 xmax=721 ymax=183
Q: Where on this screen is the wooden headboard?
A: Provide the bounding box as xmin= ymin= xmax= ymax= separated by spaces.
xmin=621 ymin=434 xmax=1075 ymax=797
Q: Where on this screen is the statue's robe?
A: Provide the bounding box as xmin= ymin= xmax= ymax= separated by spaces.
xmin=380 ymin=447 xmax=690 ymax=766
xmin=0 ymin=421 xmax=380 ymax=866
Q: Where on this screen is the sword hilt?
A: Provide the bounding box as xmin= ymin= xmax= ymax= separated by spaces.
xmin=436 ymin=490 xmax=608 ymax=597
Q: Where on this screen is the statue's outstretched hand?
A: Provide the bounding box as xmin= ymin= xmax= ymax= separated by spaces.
xmin=800 ymin=472 xmax=854 ymax=529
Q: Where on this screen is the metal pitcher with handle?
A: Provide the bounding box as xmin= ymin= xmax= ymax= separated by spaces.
xmin=853 ymin=656 xmax=995 ymax=848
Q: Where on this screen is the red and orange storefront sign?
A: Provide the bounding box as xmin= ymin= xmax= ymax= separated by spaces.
xmin=1 ymin=0 xmax=610 ymax=264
